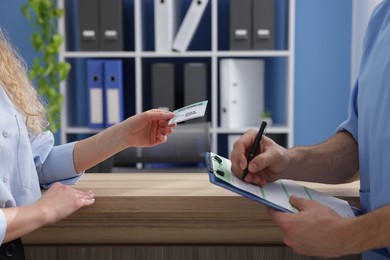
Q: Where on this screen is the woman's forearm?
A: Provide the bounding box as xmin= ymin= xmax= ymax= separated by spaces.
xmin=73 ymin=123 xmax=127 ymax=173
xmin=2 ymin=205 xmax=48 ymax=243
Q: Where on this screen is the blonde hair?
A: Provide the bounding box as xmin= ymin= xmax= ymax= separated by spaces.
xmin=0 ymin=29 xmax=47 ymax=135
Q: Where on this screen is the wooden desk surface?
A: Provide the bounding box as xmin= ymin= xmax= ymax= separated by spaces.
xmin=23 ymin=173 xmax=360 ymax=245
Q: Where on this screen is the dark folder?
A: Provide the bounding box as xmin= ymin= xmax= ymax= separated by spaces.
xmin=77 ymin=0 xmax=100 ymax=51
xmin=252 ymin=0 xmax=275 ymax=50
xmin=184 ymin=63 xmax=207 ymax=122
xmin=99 ymin=0 xmax=124 ymax=51
xmin=151 ymin=63 xmax=175 ymax=111
xmin=229 ymin=0 xmax=252 ymax=50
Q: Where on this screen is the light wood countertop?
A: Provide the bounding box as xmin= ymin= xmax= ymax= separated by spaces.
xmin=23 ymin=173 xmax=360 ymax=245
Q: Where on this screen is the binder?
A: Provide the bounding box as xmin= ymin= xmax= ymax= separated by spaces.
xmin=154 ymin=0 xmax=181 ymax=52
xmin=252 ymin=0 xmax=275 ymax=50
xmin=205 ymin=152 xmax=357 ymax=218
xmin=87 ymin=59 xmax=104 ymax=128
xmin=220 ymin=59 xmax=265 ymax=128
xmin=229 ymin=0 xmax=252 ymax=50
xmin=151 ymin=63 xmax=175 ymax=111
xmin=99 ymin=0 xmax=123 ymax=51
xmin=172 ymin=0 xmax=210 ymax=52
xmin=184 ymin=63 xmax=207 ymax=121
xmin=103 ymin=60 xmax=124 ymax=127
xmin=77 ymin=0 xmax=100 ymax=51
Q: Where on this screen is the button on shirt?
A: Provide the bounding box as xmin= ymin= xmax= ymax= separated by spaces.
xmin=337 ymin=1 xmax=390 ymax=258
xmin=0 ymin=86 xmax=82 ymax=245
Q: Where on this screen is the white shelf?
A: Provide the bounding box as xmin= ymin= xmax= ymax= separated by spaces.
xmin=213 ymin=125 xmax=291 ymax=134
xmin=63 ymin=50 xmax=292 ymax=59
xmin=216 ymin=50 xmax=292 ymax=57
xmin=64 ymin=51 xmax=137 ymax=58
xmin=59 ymin=0 xmax=295 ymax=153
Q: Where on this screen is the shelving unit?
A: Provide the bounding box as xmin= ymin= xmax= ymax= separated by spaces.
xmin=58 ymin=0 xmax=295 ymax=158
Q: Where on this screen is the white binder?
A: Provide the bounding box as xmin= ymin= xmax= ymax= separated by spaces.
xmin=172 ymin=0 xmax=209 ymax=52
xmin=228 ymin=134 xmax=241 ymax=156
xmin=220 ymin=59 xmax=265 ymax=129
xmin=154 ymin=0 xmax=180 ymax=52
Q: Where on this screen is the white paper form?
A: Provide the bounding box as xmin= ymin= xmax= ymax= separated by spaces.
xmin=209 ymin=152 xmax=355 ymax=218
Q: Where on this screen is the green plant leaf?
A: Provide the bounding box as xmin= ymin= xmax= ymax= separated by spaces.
xmin=21 ymin=0 xmax=68 ymax=134
xmin=31 ymin=32 xmax=43 ymax=51
xmin=20 ymin=5 xmax=31 ymax=20
xmin=59 ymin=62 xmax=71 ymax=81
xmin=51 ymin=34 xmax=63 ymax=49
xmin=54 ymin=8 xmax=64 ymax=18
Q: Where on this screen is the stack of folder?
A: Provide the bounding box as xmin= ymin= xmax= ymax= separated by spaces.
xmin=150 ymin=61 xmax=208 ymax=121
xmin=230 ymin=0 xmax=275 ymax=50
xmin=87 ymin=59 xmax=124 ymax=129
xmin=154 ymin=0 xmax=210 ymax=52
xmin=77 ymin=0 xmax=123 ymax=51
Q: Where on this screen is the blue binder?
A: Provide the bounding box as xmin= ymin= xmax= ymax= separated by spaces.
xmin=103 ymin=60 xmax=124 ymax=127
xmin=87 ymin=59 xmax=105 ymax=129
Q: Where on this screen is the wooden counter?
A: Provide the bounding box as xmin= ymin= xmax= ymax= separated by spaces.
xmin=22 ymin=173 xmax=361 ymax=260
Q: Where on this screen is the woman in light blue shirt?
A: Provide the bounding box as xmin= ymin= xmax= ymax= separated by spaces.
xmin=230 ymin=1 xmax=390 ymax=259
xmin=0 ymin=29 xmax=175 ymax=258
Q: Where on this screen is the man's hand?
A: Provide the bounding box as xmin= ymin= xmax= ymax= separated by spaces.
xmin=230 ymin=131 xmax=289 ymax=186
xmin=268 ymin=196 xmax=355 ymax=258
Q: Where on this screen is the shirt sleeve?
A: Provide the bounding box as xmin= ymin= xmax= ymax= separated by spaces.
xmin=31 ymin=131 xmax=83 ymax=188
xmin=336 ymin=80 xmax=359 ymax=141
xmin=0 ymin=209 xmax=6 ymax=245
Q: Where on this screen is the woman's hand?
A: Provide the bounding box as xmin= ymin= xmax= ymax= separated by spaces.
xmin=37 ymin=182 xmax=95 ymax=225
xmin=121 ymin=109 xmax=176 ymax=148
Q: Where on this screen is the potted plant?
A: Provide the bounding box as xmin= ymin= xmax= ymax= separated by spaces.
xmin=21 ymin=0 xmax=71 ymax=133
xmin=262 ymin=110 xmax=273 ymax=126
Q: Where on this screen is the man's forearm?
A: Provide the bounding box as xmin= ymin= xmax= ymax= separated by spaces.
xmin=347 ymin=204 xmax=390 ymax=254
xmin=285 ymin=131 xmax=359 ymax=184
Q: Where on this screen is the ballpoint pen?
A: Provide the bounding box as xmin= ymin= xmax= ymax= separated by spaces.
xmin=241 ymin=121 xmax=267 ymax=181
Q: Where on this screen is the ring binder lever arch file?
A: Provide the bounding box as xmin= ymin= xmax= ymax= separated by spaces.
xmin=172 ymin=0 xmax=210 ymax=52
xmin=87 ymin=60 xmax=104 ymax=128
xmin=78 ymin=0 xmax=100 ymax=51
xmin=154 ymin=0 xmax=181 ymax=52
xmin=252 ymin=0 xmax=275 ymax=50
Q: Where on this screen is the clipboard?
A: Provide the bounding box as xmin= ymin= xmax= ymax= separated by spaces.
xmin=206 ymin=152 xmax=290 ymax=213
xmin=205 ymin=152 xmax=357 ymax=218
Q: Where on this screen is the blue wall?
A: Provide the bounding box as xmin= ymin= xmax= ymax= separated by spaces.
xmin=294 ymin=0 xmax=352 ymax=145
xmin=0 ymin=1 xmax=37 ymax=69
xmin=0 ymin=0 xmax=353 ymax=147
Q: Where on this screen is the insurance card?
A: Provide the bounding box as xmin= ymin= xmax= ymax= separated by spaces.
xmin=168 ymin=100 xmax=208 ymax=125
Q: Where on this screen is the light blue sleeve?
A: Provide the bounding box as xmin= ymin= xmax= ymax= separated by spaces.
xmin=336 ymin=81 xmax=358 ymax=141
xmin=0 ymin=209 xmax=6 ymax=245
xmin=31 ymin=131 xmax=83 ymax=188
